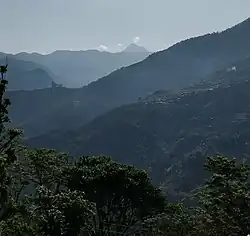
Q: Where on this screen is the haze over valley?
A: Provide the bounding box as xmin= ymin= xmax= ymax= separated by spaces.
xmin=1 ymin=1 xmax=250 ymax=234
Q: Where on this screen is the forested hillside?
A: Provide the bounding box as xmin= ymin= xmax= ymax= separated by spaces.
xmin=7 ymin=18 xmax=250 ymax=138
xmin=27 ymin=56 xmax=250 ymax=199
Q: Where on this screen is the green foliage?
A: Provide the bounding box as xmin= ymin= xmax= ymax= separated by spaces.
xmin=0 ymin=64 xmax=21 ymax=223
xmin=1 ymin=146 xmax=167 ymax=235
xmin=141 ymin=156 xmax=250 ymax=236
xmin=198 ymin=156 xmax=250 ymax=235
xmin=13 ymin=148 xmax=71 ymax=192
xmin=24 ymin=187 xmax=94 ymax=236
xmin=10 ymin=148 xmax=95 ymax=235
xmin=68 ymin=156 xmax=166 ymax=235
xmin=143 ymin=204 xmax=198 ymax=236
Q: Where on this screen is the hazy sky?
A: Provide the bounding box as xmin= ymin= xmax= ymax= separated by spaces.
xmin=1 ymin=0 xmax=250 ymax=54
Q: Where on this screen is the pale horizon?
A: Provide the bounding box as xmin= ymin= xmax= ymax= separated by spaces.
xmin=1 ymin=0 xmax=250 ymax=54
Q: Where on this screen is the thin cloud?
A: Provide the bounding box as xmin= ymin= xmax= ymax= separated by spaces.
xmin=99 ymin=45 xmax=108 ymax=51
xmin=133 ymin=36 xmax=140 ymax=44
xmin=117 ymin=43 xmax=123 ymax=47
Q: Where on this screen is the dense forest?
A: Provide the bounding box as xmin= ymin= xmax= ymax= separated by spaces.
xmin=2 ymin=57 xmax=250 ymax=235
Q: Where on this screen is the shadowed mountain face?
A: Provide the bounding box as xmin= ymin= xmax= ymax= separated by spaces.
xmin=26 ymin=57 xmax=250 ymax=198
xmin=7 ymin=18 xmax=250 ymax=138
xmin=13 ymin=45 xmax=151 ymax=88
xmin=0 ymin=54 xmax=54 ymax=91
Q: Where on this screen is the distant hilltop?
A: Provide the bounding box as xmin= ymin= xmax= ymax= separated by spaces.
xmin=122 ymin=43 xmax=149 ymax=53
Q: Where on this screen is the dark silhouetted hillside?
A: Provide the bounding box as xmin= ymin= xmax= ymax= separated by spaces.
xmin=26 ymin=57 xmax=250 ymax=199
xmin=0 ymin=55 xmax=54 ymax=90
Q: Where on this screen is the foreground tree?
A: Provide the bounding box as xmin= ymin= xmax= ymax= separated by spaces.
xmin=68 ymin=156 xmax=166 ymax=235
xmin=10 ymin=148 xmax=95 ymax=235
xmin=0 ymin=63 xmax=21 ymax=223
xmin=198 ymin=156 xmax=250 ymax=235
xmin=9 ymin=151 xmax=168 ymax=235
xmin=143 ymin=203 xmax=197 ymax=236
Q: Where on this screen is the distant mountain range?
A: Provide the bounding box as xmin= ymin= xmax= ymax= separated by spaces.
xmin=7 ymin=17 xmax=250 ymax=139
xmin=11 ymin=44 xmax=150 ymax=88
xmin=0 ymin=54 xmax=54 ymax=91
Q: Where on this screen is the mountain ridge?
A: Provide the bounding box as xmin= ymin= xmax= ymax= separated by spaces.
xmin=12 ymin=48 xmax=151 ymax=87
xmin=8 ymin=17 xmax=250 ymax=137
xmin=0 ymin=55 xmax=54 ymax=90
xmin=26 ymin=56 xmax=250 ymax=194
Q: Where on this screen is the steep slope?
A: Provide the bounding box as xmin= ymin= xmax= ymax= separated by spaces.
xmin=14 ymin=48 xmax=151 ymax=87
xmin=0 ymin=55 xmax=54 ymax=90
xmin=8 ymin=18 xmax=250 ymax=137
xmin=26 ymin=57 xmax=250 ymax=197
xmin=7 ymin=87 xmax=79 ymax=134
